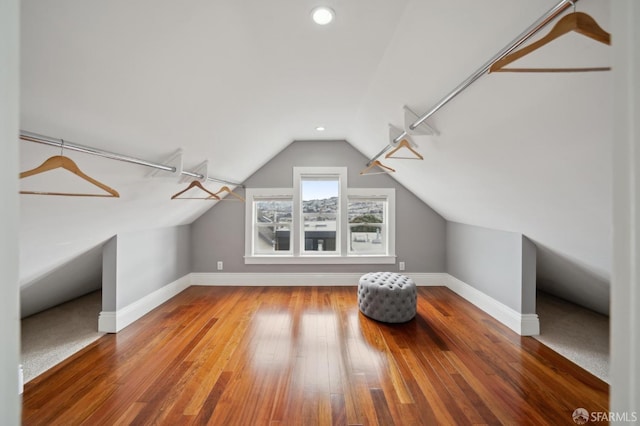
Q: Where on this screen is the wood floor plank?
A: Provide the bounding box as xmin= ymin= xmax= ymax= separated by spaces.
xmin=191 ymin=370 xmax=231 ymax=425
xmin=369 ymin=388 xmax=394 ymax=426
xmin=23 ymin=286 xmax=609 ymax=425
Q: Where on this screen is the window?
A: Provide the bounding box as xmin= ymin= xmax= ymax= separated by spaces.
xmin=299 ymin=174 xmax=341 ymax=255
xmin=254 ymin=198 xmax=292 ymax=254
xmin=348 ymin=197 xmax=386 ymax=255
xmin=245 ymin=168 xmax=395 ymax=264
xmin=245 ymin=188 xmax=293 ymax=257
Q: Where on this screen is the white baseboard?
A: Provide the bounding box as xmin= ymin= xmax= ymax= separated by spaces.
xmin=446 ymin=275 xmax=539 ymax=336
xmin=103 ymin=272 xmax=537 ymax=336
xmin=97 ymin=311 xmax=117 ymax=334
xmin=98 ymin=274 xmax=191 ymax=333
xmin=412 ymin=273 xmax=449 ymax=286
xmin=18 ymin=364 xmax=23 ymax=395
xmin=519 ymin=314 xmax=541 ymax=336
xmin=191 ymin=272 xmax=358 ymax=286
xmin=191 ymin=272 xmax=537 ymax=335
xmin=190 ymin=272 xmax=447 ymax=287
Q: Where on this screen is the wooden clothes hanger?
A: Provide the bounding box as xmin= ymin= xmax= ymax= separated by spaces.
xmin=385 ymin=139 xmax=424 ymax=160
xmin=359 ymin=160 xmax=396 ymax=176
xmin=490 ymin=11 xmax=611 ymax=73
xmin=171 ymin=180 xmax=221 ymax=200
xmin=211 ymin=186 xmax=245 ymax=202
xmin=20 ymin=155 xmax=120 ymax=197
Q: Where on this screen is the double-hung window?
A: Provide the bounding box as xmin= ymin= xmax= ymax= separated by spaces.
xmin=245 ymin=167 xmax=395 ymax=264
xmin=295 ymin=168 xmax=345 ymax=256
xmin=347 ymin=192 xmax=391 ymax=256
xmin=246 ymin=188 xmax=293 ymax=256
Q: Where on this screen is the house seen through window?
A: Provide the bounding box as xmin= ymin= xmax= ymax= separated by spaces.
xmin=301 ymin=178 xmax=339 ymax=253
xmin=254 ymin=199 xmax=292 ymax=254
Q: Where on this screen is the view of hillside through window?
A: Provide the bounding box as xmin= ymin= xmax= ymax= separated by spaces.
xmin=302 ymin=179 xmax=338 ymax=252
xmin=348 ymin=200 xmax=385 ymax=254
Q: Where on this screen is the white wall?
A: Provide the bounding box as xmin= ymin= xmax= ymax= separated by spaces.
xmin=349 ymin=0 xmax=612 ymax=317
xmin=0 ymin=0 xmax=21 ymax=421
xmin=611 ymin=0 xmax=640 ymax=418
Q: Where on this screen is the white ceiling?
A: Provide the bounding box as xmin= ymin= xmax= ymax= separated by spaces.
xmin=19 ymin=0 xmax=612 ymax=312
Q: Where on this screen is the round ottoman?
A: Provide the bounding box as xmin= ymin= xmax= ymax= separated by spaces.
xmin=358 ymin=272 xmax=417 ymax=323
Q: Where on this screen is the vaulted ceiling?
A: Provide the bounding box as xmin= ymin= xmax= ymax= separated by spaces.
xmin=19 ymin=0 xmax=611 ymax=313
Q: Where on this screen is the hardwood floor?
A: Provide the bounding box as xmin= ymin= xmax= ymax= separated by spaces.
xmin=22 ymin=286 xmax=609 ymax=425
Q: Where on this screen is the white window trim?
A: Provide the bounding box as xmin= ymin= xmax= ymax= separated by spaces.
xmin=244 ymin=170 xmax=396 ymax=265
xmin=244 ymin=188 xmax=293 ymax=259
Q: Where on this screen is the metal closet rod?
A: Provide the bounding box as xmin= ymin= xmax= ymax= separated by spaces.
xmin=19 ymin=130 xmax=244 ymax=187
xmin=367 ymin=0 xmax=578 ymax=166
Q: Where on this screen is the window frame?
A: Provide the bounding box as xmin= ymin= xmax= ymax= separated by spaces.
xmin=294 ymin=167 xmax=346 ymax=257
xmin=244 ymin=168 xmax=396 ymax=265
xmin=346 ymin=189 xmax=395 ymax=257
xmin=244 ymin=188 xmax=294 ymax=259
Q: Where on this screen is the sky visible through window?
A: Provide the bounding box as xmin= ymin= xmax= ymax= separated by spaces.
xmin=302 ymin=179 xmax=338 ymax=201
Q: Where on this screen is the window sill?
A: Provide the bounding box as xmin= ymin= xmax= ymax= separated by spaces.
xmin=244 ymin=255 xmax=397 ymax=265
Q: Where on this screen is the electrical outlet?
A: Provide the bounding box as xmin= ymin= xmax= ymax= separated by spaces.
xmin=217 ymin=261 xmax=223 ymax=271
xmin=399 ymin=261 xmax=405 ymax=271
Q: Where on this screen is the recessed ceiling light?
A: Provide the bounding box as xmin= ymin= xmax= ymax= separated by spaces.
xmin=316 ymin=126 xmax=326 ymax=131
xmin=311 ymin=7 xmax=335 ymax=25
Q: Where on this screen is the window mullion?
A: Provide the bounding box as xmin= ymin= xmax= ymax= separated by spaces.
xmin=339 ymin=173 xmax=348 ymax=256
xmin=292 ymin=174 xmax=301 ymax=256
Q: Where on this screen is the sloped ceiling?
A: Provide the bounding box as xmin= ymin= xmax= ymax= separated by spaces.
xmin=20 ymin=0 xmax=611 ymax=313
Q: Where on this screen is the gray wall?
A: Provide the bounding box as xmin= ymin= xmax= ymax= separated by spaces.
xmin=102 ymin=237 xmax=118 ymax=312
xmin=1 ymin=0 xmax=21 ymax=418
xmin=611 ymin=0 xmax=640 ymax=413
xmin=102 ymin=225 xmax=191 ymax=311
xmin=536 ymin=245 xmax=609 ymax=315
xmin=446 ymin=221 xmax=536 ymax=314
xmin=521 ymin=237 xmax=537 ymax=314
xmin=191 ymin=140 xmax=446 ymax=274
xmin=20 ymin=245 xmax=103 ymax=318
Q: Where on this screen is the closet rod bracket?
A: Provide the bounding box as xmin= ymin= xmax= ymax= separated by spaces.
xmin=147 ymin=149 xmax=183 ymax=178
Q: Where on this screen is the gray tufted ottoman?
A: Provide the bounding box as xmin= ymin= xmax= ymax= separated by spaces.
xmin=358 ymin=272 xmax=417 ymax=323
